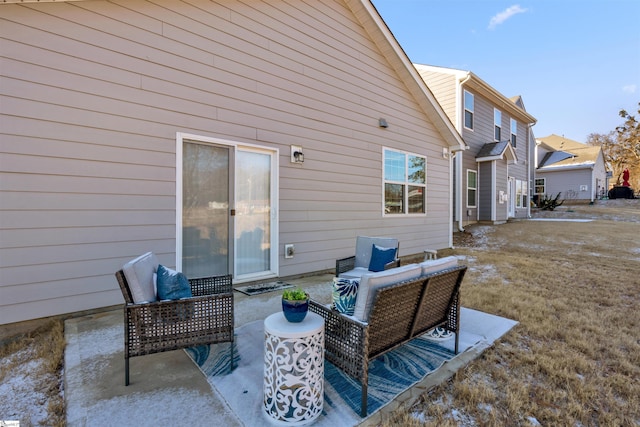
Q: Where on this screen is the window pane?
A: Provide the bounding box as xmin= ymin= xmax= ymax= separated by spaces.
xmin=385 ymin=183 xmax=404 ymax=214
xmin=408 ymin=185 xmax=424 ymax=213
xmin=464 ymin=92 xmax=474 ymax=111
xmin=495 ymin=125 xmax=501 ymax=141
xmin=464 ymin=110 xmax=473 ymax=129
xmin=384 ymin=150 xmax=406 ymax=181
xmin=467 ymin=170 xmax=476 ymax=188
xmin=467 ymin=189 xmax=476 ymax=207
xmin=408 ymin=155 xmax=425 ymax=184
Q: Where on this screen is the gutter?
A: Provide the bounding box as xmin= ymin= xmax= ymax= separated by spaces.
xmin=455 ymin=73 xmax=472 ymax=233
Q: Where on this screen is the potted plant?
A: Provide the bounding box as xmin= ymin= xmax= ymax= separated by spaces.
xmin=281 ymin=287 xmax=309 ymax=323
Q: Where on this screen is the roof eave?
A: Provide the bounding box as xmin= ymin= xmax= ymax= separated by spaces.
xmin=346 ymin=0 xmax=467 ymax=151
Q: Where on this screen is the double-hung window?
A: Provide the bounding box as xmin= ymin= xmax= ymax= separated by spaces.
xmin=510 ymin=118 xmax=517 ymax=147
xmin=464 ymin=91 xmax=474 ymax=130
xmin=467 ymin=170 xmax=477 ymax=208
xmin=494 ymin=109 xmax=502 ymax=141
xmin=384 ymin=148 xmax=426 ymax=215
xmin=535 ymin=178 xmax=546 ymax=195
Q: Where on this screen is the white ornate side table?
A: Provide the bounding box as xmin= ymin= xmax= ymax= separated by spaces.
xmin=263 ymin=312 xmax=324 ymax=425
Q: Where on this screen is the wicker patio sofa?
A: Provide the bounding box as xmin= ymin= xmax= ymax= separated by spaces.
xmin=309 ymin=264 xmax=467 ymax=417
xmin=115 ymin=267 xmax=234 ymax=386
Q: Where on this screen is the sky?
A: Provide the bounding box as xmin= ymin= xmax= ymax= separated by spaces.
xmin=370 ymin=0 xmax=640 ymax=143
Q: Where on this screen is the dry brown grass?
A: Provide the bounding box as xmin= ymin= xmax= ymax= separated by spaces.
xmin=0 ymin=320 xmax=66 ymax=427
xmin=382 ymin=199 xmax=640 ymax=426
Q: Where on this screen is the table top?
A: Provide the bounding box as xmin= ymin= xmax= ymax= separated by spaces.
xmin=264 ymin=312 xmax=324 ymax=338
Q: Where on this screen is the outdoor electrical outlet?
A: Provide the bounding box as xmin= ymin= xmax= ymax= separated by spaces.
xmin=285 ymin=244 xmax=295 ymax=258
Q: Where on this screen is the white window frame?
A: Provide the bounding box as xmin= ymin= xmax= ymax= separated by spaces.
xmin=494 ymin=109 xmax=502 ymax=141
xmin=466 ymin=169 xmax=477 ymax=208
xmin=510 ymin=118 xmax=517 ymax=147
xmin=464 ymin=90 xmax=474 ymax=130
xmin=383 ymin=148 xmax=427 ymax=216
xmin=535 ymin=178 xmax=546 ymax=195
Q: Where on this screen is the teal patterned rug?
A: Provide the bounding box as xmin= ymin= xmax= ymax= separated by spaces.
xmin=185 ymin=320 xmax=455 ymax=420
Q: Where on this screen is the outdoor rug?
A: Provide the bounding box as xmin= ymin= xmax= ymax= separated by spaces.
xmin=185 ymin=308 xmax=518 ymax=426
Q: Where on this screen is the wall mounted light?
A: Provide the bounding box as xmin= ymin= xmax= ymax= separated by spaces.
xmin=290 ymin=145 xmax=304 ymax=163
xmin=442 ymin=147 xmax=450 ymax=159
xmin=378 ymin=118 xmax=388 ymax=128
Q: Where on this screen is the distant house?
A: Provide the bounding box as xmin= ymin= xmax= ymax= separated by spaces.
xmin=535 ymin=135 xmax=608 ymax=203
xmin=414 ymin=65 xmax=537 ymax=226
xmin=0 ymin=0 xmax=465 ymax=324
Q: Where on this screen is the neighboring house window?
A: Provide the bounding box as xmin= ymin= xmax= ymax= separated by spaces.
xmin=515 ymin=179 xmax=528 ymax=208
xmin=535 ymin=178 xmax=545 ymax=194
xmin=384 ymin=148 xmax=426 ymax=215
xmin=467 ymin=170 xmax=477 ymax=207
xmin=510 ymin=118 xmax=517 ymax=147
xmin=494 ymin=109 xmax=502 ymax=141
xmin=464 ymin=91 xmax=474 ymax=130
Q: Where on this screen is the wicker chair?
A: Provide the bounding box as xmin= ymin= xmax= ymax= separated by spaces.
xmin=335 ymin=236 xmax=400 ymax=278
xmin=310 ymin=265 xmax=466 ymax=417
xmin=115 ymin=270 xmax=235 ymax=386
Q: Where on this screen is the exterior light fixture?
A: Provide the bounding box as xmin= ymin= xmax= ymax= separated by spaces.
xmin=291 ymin=145 xmax=304 ymax=163
xmin=378 ymin=118 xmax=388 ymax=128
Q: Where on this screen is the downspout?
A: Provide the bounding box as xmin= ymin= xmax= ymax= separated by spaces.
xmin=455 ymin=73 xmax=472 ymax=232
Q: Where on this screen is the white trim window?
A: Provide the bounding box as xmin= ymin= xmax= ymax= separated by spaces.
xmin=464 ymin=90 xmax=474 ymax=130
xmin=383 ymin=148 xmax=426 ymax=215
xmin=466 ymin=169 xmax=477 ymax=208
xmin=494 ymin=109 xmax=502 ymax=141
xmin=510 ymin=118 xmax=517 ymax=147
xmin=535 ymin=178 xmax=546 ymax=195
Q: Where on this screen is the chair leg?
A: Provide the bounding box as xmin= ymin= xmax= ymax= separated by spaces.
xmin=229 ymin=340 xmax=235 ymax=371
xmin=125 ymin=357 xmax=130 ymax=386
xmin=361 ymin=382 xmax=368 ymax=417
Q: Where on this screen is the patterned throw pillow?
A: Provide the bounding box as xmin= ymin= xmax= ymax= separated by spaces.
xmin=332 ymin=277 xmax=359 ymax=315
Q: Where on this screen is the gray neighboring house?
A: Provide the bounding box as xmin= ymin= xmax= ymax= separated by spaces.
xmin=535 ymin=134 xmax=608 ymax=202
xmin=414 ymin=65 xmax=537 ymax=227
xmin=0 ymin=0 xmax=465 ymax=325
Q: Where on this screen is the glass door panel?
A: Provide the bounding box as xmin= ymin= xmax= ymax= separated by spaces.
xmin=235 ymin=150 xmax=271 ymax=277
xmin=182 ymin=142 xmax=229 ymax=278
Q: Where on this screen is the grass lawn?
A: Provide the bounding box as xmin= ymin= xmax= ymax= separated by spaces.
xmin=385 ymin=200 xmax=640 ymax=426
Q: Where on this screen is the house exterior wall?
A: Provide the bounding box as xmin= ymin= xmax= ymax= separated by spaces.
xmin=415 ymin=65 xmax=535 ymax=226
xmin=414 ymin=71 xmax=457 ymax=126
xmin=536 ymin=169 xmax=593 ymax=201
xmin=459 ymin=89 xmax=499 ymax=224
xmin=0 ymin=0 xmax=456 ymax=324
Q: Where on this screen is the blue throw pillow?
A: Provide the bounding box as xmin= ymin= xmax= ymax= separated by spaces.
xmin=156 ymin=264 xmax=193 ymax=300
xmin=332 ymin=278 xmax=359 ymax=315
xmin=368 ymin=244 xmax=397 ymax=272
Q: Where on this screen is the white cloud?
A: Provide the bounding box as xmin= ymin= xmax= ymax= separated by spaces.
xmin=622 ymin=84 xmax=637 ymax=94
xmin=488 ymin=5 xmax=528 ymax=30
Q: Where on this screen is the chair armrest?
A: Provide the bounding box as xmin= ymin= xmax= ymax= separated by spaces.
xmin=336 ymin=256 xmax=356 ymax=276
xmin=309 ymin=300 xmax=368 ymax=382
xmin=383 ymin=258 xmax=401 ymax=270
xmin=189 ymin=274 xmax=233 ymax=296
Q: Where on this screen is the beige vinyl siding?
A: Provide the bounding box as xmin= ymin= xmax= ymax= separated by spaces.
xmin=1 ymin=0 xmax=452 ymax=324
xmin=414 ymin=70 xmax=457 ymax=125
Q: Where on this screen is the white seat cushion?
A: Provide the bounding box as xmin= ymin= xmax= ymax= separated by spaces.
xmin=338 ymin=267 xmax=369 ymax=280
xmin=419 ymin=256 xmax=458 ymax=275
xmin=352 ymin=263 xmax=422 ymax=322
xmin=122 ymin=252 xmax=159 ymax=303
